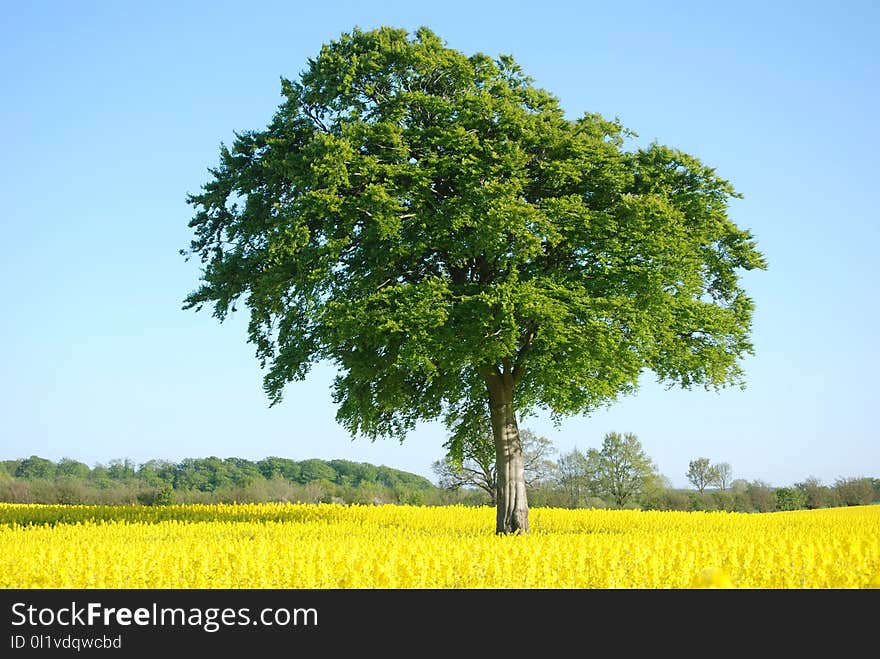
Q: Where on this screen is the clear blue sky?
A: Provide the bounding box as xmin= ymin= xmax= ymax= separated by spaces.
xmin=1 ymin=1 xmax=877 ymax=489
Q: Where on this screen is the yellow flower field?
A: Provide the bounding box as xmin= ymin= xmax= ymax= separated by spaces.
xmin=1 ymin=503 xmax=878 ymax=588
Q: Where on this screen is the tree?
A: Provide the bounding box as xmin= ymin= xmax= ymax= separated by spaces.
xmin=56 ymin=458 xmax=91 ymax=480
xmin=107 ymin=458 xmax=137 ymax=481
xmin=223 ymin=457 xmax=263 ymax=487
xmin=833 ymin=477 xmax=875 ymax=506
xmin=432 ymin=427 xmax=555 ymax=504
xmin=256 ymin=457 xmax=302 ymax=482
xmin=686 ymin=457 xmax=715 ymax=493
xmin=554 ymin=447 xmax=598 ymax=508
xmin=794 ymin=476 xmax=828 ymax=509
xmin=713 ymin=462 xmax=733 ymax=490
xmin=137 ymin=459 xmax=177 ymax=487
xmin=595 ymin=432 xmax=658 ymax=507
xmin=745 ymin=480 xmax=775 ymax=512
xmin=687 ymin=458 xmax=732 ymax=492
xmin=14 ymin=456 xmax=56 ymax=480
xmin=183 ymin=26 xmax=766 ymax=533
xmin=296 ymin=459 xmax=338 ymax=485
xmin=774 ymin=487 xmax=807 ymax=511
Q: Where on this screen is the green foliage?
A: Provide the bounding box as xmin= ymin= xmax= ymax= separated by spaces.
xmin=794 ymin=476 xmax=832 ymax=509
xmin=256 ymin=457 xmax=301 ymax=482
xmin=107 ymin=459 xmax=137 ymax=481
xmin=137 ymin=460 xmax=177 ymax=487
xmin=745 ymin=480 xmax=776 ymax=512
xmin=774 ymin=487 xmax=807 ymax=511
xmin=686 ymin=457 xmax=716 ymax=493
xmin=833 ymin=477 xmax=875 ymax=506
xmin=174 ymin=457 xmax=224 ymax=491
xmin=0 ymin=460 xmax=23 ymax=477
xmin=224 ymin=458 xmax=263 ymax=487
xmin=375 ymin=465 xmax=434 ymax=490
xmin=156 ymin=485 xmax=175 ymax=506
xmin=330 ymin=459 xmax=378 ymax=486
xmin=137 ymin=484 xmax=175 ymax=506
xmin=87 ymin=465 xmax=112 ymax=489
xmin=0 ymin=455 xmax=439 ymax=506
xmin=56 ymin=458 xmax=91 ymax=480
xmin=296 ymin=459 xmax=340 ymax=485
xmin=686 ymin=457 xmax=733 ymax=492
xmin=552 ymin=432 xmax=659 ymax=507
xmin=182 ymin=25 xmax=766 ymax=451
xmin=597 ymin=432 xmax=658 ymax=506
xmin=639 ymin=486 xmax=691 ymax=511
xmin=14 ymin=456 xmax=56 ymax=480
xmin=637 ymin=472 xmax=670 ymax=509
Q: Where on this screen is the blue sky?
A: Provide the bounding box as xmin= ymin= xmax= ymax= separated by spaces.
xmin=1 ymin=0 xmax=877 ymax=488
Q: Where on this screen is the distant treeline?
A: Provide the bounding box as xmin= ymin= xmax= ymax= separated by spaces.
xmin=0 ymin=455 xmax=877 ymax=512
xmin=527 ymin=476 xmax=880 ymax=513
xmin=0 ymin=455 xmax=454 ymax=506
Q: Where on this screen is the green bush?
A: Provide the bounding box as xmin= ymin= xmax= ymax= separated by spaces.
xmin=775 ymin=487 xmax=807 ymax=511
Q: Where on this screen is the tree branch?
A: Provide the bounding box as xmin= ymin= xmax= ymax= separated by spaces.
xmin=512 ymin=322 xmax=537 ymax=384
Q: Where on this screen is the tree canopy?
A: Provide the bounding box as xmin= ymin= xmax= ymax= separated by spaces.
xmin=183 ymin=26 xmax=766 ymax=532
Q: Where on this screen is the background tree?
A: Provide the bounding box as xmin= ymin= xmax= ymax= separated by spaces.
xmin=794 ymin=476 xmax=829 ymax=509
xmin=745 ymin=480 xmax=775 ymax=512
xmin=432 ymin=427 xmax=555 ymax=505
xmin=713 ymin=462 xmax=733 ymax=490
xmin=432 ymin=424 xmax=495 ymax=501
xmin=14 ymin=456 xmax=56 ymax=480
xmin=182 ymin=26 xmax=766 ymax=533
xmin=55 ymin=458 xmax=91 ymax=480
xmin=774 ymin=486 xmax=807 ymax=511
xmin=256 ymin=457 xmax=302 ymax=482
xmin=686 ymin=457 xmax=716 ymax=493
xmin=554 ymin=447 xmax=597 ymax=508
xmin=595 ymin=431 xmax=658 ymax=507
xmin=638 ymin=472 xmax=674 ymax=510
xmin=107 ymin=458 xmax=137 ymax=481
xmin=137 ymin=460 xmax=177 ymax=488
xmin=296 ymin=459 xmax=338 ymax=485
xmin=833 ymin=477 xmax=875 ymax=506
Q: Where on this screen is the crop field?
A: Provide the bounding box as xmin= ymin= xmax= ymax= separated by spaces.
xmin=1 ymin=502 xmax=878 ymax=588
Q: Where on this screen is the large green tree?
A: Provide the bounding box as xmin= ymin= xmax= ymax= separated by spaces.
xmin=183 ymin=26 xmax=766 ymax=533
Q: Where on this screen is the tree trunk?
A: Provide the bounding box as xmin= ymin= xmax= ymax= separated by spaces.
xmin=485 ymin=369 xmax=529 ymax=534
